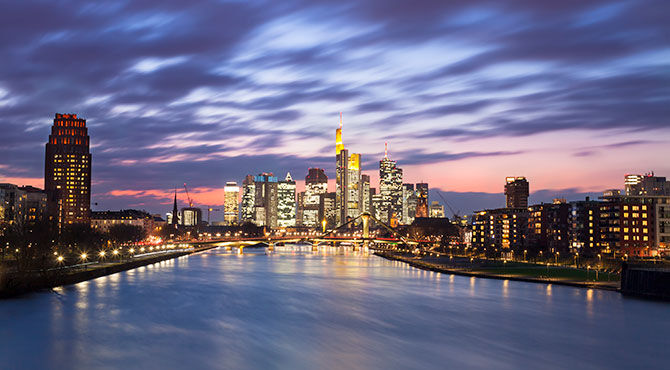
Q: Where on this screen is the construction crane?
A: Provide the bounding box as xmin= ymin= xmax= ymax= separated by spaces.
xmin=183 ymin=183 xmax=193 ymax=207
xmin=436 ymin=190 xmax=461 ymax=220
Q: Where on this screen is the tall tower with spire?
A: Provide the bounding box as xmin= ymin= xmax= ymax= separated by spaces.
xmin=335 ymin=113 xmax=349 ymax=225
xmin=335 ymin=112 xmax=344 ymax=155
xmin=335 ymin=113 xmax=365 ymax=225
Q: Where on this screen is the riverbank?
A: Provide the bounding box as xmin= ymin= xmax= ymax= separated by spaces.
xmin=0 ymin=245 xmax=216 ymax=299
xmin=375 ymin=251 xmax=620 ymax=291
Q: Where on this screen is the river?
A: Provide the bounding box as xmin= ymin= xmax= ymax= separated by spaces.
xmin=1 ymin=246 xmax=668 ymax=369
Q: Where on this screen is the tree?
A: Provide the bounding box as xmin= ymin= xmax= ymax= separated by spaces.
xmin=107 ymin=224 xmax=146 ymax=244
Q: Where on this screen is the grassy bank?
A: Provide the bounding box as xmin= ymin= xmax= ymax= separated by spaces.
xmin=375 ymin=251 xmax=620 ymax=291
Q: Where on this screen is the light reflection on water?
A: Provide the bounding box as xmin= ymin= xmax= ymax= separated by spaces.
xmin=1 ymin=246 xmax=669 ymax=370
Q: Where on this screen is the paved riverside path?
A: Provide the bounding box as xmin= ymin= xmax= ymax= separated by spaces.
xmin=0 ymin=245 xmax=216 ymax=298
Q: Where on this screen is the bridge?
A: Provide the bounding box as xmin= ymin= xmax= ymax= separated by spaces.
xmin=184 ymin=212 xmax=437 ymax=253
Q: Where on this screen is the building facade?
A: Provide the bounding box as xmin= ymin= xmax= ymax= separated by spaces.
xmin=91 ymin=209 xmax=160 ymax=234
xmin=379 ymin=144 xmax=403 ymax=224
xmin=527 ymin=199 xmax=571 ymax=253
xmin=240 ymin=175 xmax=256 ymax=223
xmin=472 ymin=208 xmax=529 ymax=252
xmin=360 ymin=174 xmax=371 ymax=214
xmin=277 ymin=173 xmax=296 ymax=227
xmin=181 ymin=207 xmax=202 ymax=227
xmin=402 ymin=183 xmax=417 ymax=224
xmin=569 ymin=197 xmax=601 ymax=255
xmin=303 ymin=168 xmax=328 ymax=227
xmin=0 ymin=184 xmax=26 ymax=225
xmin=415 ymin=183 xmax=429 ymax=218
xmin=223 ymin=181 xmax=239 ymax=225
xmin=45 ymin=113 xmax=92 ymax=228
xmin=254 ymin=173 xmax=278 ymax=228
xmin=504 ymin=177 xmax=529 ymax=208
xmin=625 ymin=173 xmax=670 ymax=196
xmin=429 ymin=201 xmax=445 ymax=218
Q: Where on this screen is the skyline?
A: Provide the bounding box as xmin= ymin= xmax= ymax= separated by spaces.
xmin=1 ymin=0 xmax=669 ymax=217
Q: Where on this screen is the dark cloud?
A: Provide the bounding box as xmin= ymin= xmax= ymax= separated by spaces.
xmin=1 ymin=0 xmax=668 ymax=214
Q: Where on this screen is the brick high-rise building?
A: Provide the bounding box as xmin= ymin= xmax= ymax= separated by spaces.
xmin=505 ymin=177 xmax=529 ymax=208
xmin=45 ymin=113 xmax=91 ymax=228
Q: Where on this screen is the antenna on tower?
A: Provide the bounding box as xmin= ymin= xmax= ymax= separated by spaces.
xmin=384 ymin=142 xmax=388 ymax=159
xmin=339 ymin=112 xmax=343 ymax=129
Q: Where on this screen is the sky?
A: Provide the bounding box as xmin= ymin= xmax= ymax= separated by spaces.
xmin=0 ymin=0 xmax=669 ymax=220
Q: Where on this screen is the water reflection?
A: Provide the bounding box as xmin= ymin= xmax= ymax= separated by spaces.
xmin=1 ymin=247 xmax=668 ymax=370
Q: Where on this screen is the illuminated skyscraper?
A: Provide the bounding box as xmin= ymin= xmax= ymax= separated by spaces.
xmin=45 ymin=113 xmax=91 ymax=228
xmin=402 ymin=183 xmax=417 ymax=224
xmin=429 ymin=201 xmax=445 ymax=218
xmin=181 ymin=207 xmax=202 ymax=226
xmin=379 ymin=143 xmax=403 ymax=224
xmin=335 ymin=113 xmax=349 ymax=225
xmin=319 ymin=192 xmax=336 ymax=228
xmin=278 ymin=172 xmax=296 ymax=227
xmin=347 ymin=153 xmax=361 ymax=220
xmin=240 ymin=175 xmax=255 ymax=223
xmin=505 ymin=177 xmax=529 ymax=208
xmin=335 ymin=113 xmax=364 ymax=225
xmin=360 ymin=174 xmax=371 ymax=214
xmin=254 ymin=173 xmax=278 ymax=227
xmin=625 ymin=172 xmax=670 ymax=196
xmin=223 ymin=181 xmax=239 ymax=225
xmin=371 ymin=193 xmax=383 ymax=221
xmin=303 ymin=168 xmax=328 ymax=227
xmin=415 ymin=183 xmax=429 ymax=218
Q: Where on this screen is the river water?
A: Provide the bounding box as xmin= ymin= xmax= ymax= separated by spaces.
xmin=1 ymin=246 xmax=668 ymax=370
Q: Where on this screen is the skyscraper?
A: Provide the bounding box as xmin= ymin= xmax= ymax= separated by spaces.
xmin=625 ymin=172 xmax=670 ymax=196
xmin=429 ymin=201 xmax=445 ymax=218
xmin=240 ymin=175 xmax=256 ymax=223
xmin=505 ymin=177 xmax=529 ymax=208
xmin=335 ymin=113 xmax=349 ymax=226
xmin=347 ymin=153 xmax=361 ymax=220
xmin=334 ymin=113 xmax=364 ymax=225
xmin=303 ymin=168 xmax=328 ymax=227
xmin=254 ymin=173 xmax=278 ymax=227
xmin=223 ymin=181 xmax=239 ymax=225
xmin=360 ymin=174 xmax=371 ymax=214
xmin=415 ymin=183 xmax=429 ymax=218
xmin=402 ymin=183 xmax=417 ymax=224
xmin=379 ymin=143 xmax=403 ymax=224
xmin=181 ymin=207 xmax=202 ymax=226
xmin=319 ymin=192 xmax=336 ymax=228
xmin=45 ymin=113 xmax=91 ymax=228
xmin=277 ymin=172 xmax=296 ymax=227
